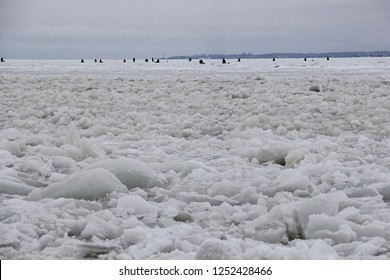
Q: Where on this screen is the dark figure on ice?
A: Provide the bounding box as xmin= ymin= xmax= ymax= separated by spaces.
xmin=133 ymin=58 xmax=136 ymax=63
xmin=81 ymin=59 xmax=84 ymax=63
xmin=152 ymin=57 xmax=155 ymax=62
xmin=222 ymin=58 xmax=226 ymax=64
xmin=99 ymin=59 xmax=103 ymax=63
xmin=272 ymin=58 xmax=276 ymax=62
xmin=188 ymin=57 xmax=192 ymax=62
xmin=95 ymin=59 xmax=97 ymax=62
xmin=304 ymin=57 xmax=307 ymax=62
xmin=145 ymin=59 xmax=149 ymax=62
xmin=199 ymin=59 xmax=205 ymax=64
xmin=123 ymin=59 xmax=126 ymax=63
xmin=238 ymin=58 xmax=241 ymax=62
xmin=156 ymin=59 xmax=160 ymax=63
xmin=327 ymin=57 xmax=330 ymax=61
xmin=1 ymin=57 xmax=5 ymax=63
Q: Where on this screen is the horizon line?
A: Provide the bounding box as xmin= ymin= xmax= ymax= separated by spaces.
xmin=2 ymin=50 xmax=390 ymax=60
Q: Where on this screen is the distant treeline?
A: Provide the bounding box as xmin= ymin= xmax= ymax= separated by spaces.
xmin=168 ymin=51 xmax=390 ymax=60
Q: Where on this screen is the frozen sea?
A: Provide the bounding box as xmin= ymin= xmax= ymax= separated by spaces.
xmin=1 ymin=57 xmax=390 ymax=259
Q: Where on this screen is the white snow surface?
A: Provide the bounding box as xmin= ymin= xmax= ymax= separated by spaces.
xmin=1 ymin=58 xmax=390 ymax=259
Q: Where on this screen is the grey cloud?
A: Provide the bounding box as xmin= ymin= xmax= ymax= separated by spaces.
xmin=1 ymin=0 xmax=389 ymax=58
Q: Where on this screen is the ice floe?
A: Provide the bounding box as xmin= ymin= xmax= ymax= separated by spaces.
xmin=1 ymin=58 xmax=390 ymax=259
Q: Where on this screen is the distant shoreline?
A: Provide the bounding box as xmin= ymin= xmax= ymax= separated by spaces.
xmin=1 ymin=51 xmax=389 ymax=61
xmin=167 ymin=51 xmax=390 ymax=60
xmin=4 ymin=51 xmax=390 ymax=63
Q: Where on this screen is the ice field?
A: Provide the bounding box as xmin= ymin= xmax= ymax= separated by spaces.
xmin=1 ymin=57 xmax=390 ymax=259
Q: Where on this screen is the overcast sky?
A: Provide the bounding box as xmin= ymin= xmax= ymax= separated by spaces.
xmin=1 ymin=0 xmax=389 ymax=59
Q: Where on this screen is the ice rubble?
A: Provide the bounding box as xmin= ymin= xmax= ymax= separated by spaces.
xmin=1 ymin=58 xmax=390 ymax=260
xmin=195 ymin=238 xmax=241 ymax=260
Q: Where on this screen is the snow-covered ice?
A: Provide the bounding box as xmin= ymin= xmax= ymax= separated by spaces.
xmin=1 ymin=57 xmax=390 ymax=259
